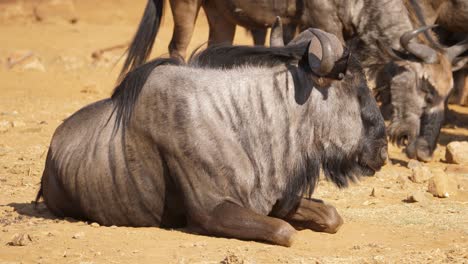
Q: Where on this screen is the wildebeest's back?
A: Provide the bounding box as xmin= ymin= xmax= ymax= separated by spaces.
xmin=42 ymin=99 xmax=169 ymax=226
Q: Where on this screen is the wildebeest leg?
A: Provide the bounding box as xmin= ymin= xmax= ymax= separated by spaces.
xmin=450 ymin=69 xmax=468 ymax=106
xmin=203 ymin=1 xmax=236 ymax=45
xmin=251 ymin=28 xmax=267 ymax=46
xmin=168 ymin=0 xmax=203 ymax=60
xmin=189 ymin=202 xmax=297 ymax=246
xmin=284 ymin=198 xmax=343 ymax=234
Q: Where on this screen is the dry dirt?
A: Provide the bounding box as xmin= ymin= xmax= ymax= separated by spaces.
xmin=0 ymin=1 xmax=467 ymax=263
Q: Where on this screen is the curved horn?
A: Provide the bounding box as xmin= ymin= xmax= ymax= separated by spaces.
xmin=270 ymin=16 xmax=284 ymax=47
xmin=400 ymin=25 xmax=439 ymax=64
xmin=446 ymin=37 xmax=468 ymax=64
xmin=308 ymin=29 xmax=336 ymax=76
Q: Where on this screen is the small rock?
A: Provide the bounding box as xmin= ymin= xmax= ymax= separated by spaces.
xmin=7 ymin=233 xmax=32 ymax=246
xmin=72 ymin=232 xmax=84 ymax=239
xmin=396 ymin=174 xmax=408 ymax=189
xmin=33 ymin=0 xmax=78 ymax=23
xmin=0 ymin=111 xmax=18 ymax=116
xmin=362 ymin=200 xmax=375 ymax=206
xmin=405 ymin=191 xmax=428 ymax=203
xmin=21 ymin=58 xmax=46 ymax=72
xmin=90 ymin=222 xmax=100 ymax=227
xmin=446 ymin=141 xmax=468 ymax=165
xmin=427 ymin=169 xmax=458 ymax=198
xmin=12 ymin=120 xmax=26 ymax=127
xmin=221 ymin=253 xmax=244 ymax=264
xmin=370 ymin=188 xmax=376 ymax=197
xmin=56 ymin=56 xmax=84 ymax=71
xmin=0 ymin=120 xmax=11 ymax=133
xmin=80 ymin=83 xmax=99 ymax=94
xmin=407 ymin=159 xmax=421 ymax=170
xmin=0 ymin=146 xmax=10 ymax=156
xmin=445 ymin=165 xmax=468 ymax=178
xmin=110 ymin=225 xmax=117 ymax=229
xmin=409 ymin=165 xmax=432 ymax=183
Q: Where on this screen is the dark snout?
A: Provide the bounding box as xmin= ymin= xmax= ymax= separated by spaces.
xmin=405 ymin=109 xmax=444 ymax=162
xmin=387 ymin=117 xmax=419 ymax=148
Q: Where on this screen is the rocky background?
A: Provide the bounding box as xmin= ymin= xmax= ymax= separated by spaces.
xmin=0 ymin=0 xmax=467 ymax=263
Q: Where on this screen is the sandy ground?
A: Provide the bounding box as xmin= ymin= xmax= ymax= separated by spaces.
xmin=0 ymin=1 xmax=467 ymax=263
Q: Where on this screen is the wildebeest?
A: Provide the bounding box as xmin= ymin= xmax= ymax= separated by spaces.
xmin=37 ymin=28 xmax=387 ymax=246
xmin=435 ymin=0 xmax=468 ymax=106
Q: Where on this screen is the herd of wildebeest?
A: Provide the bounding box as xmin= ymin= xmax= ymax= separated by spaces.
xmin=34 ymin=0 xmax=467 ymax=246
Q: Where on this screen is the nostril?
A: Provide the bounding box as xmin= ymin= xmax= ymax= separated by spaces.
xmin=380 ymin=148 xmax=388 ymax=162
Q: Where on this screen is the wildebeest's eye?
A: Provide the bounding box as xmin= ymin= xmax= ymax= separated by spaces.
xmin=425 ymin=91 xmax=434 ymax=104
xmin=420 ymin=81 xmax=437 ymax=105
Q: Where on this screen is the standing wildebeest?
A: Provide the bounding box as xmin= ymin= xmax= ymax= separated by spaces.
xmin=435 ymin=0 xmax=468 ymax=106
xmin=37 ymin=28 xmax=387 ymax=246
xmin=121 ymin=0 xmax=467 ymax=161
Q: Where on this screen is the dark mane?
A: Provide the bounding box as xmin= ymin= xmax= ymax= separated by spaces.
xmin=111 ymin=57 xmax=182 ymax=132
xmin=110 ymin=43 xmax=310 ymax=130
xmin=188 ymin=43 xmax=309 ymax=69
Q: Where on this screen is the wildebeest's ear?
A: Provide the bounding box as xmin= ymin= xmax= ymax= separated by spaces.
xmin=270 ymin=16 xmax=284 ymax=47
xmin=307 ymin=29 xmax=344 ymax=77
xmin=446 ymin=37 xmax=468 ymax=71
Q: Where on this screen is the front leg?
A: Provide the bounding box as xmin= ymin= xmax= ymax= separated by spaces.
xmin=188 ymin=201 xmax=297 ymax=247
xmin=284 ymin=198 xmax=343 ymax=234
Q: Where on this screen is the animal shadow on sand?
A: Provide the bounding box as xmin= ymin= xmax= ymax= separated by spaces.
xmin=6 ymin=202 xmax=72 ymax=222
xmin=441 ymin=107 xmax=468 ymax=145
xmin=445 ymin=107 xmax=468 ymax=129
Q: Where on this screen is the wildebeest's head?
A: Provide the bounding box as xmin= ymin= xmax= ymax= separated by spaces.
xmin=267 ymin=20 xmax=388 ymax=185
xmin=385 ymin=25 xmax=468 ymax=161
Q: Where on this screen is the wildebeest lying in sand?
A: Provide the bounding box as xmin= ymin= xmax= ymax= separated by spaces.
xmin=36 ymin=28 xmax=387 ymax=246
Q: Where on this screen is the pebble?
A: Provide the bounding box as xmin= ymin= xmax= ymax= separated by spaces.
xmin=23 ymin=58 xmax=46 ymax=72
xmin=409 ymin=165 xmax=432 ymax=183
xmin=7 ymin=233 xmax=32 ymax=246
xmin=0 ymin=111 xmax=18 ymax=116
xmin=12 ymin=120 xmax=26 ymax=127
xmin=407 ymin=159 xmax=421 ymax=170
xmin=6 ymin=51 xmax=46 ymax=72
xmin=72 ymin=232 xmax=84 ymax=239
xmin=220 ymin=253 xmax=244 ymax=264
xmin=33 ymin=0 xmax=78 ymax=23
xmin=445 ymin=141 xmax=468 ymax=165
xmin=427 ymin=169 xmax=458 ymax=198
xmin=406 ymin=191 xmax=428 ymax=203
xmin=0 ymin=120 xmax=11 ymax=133
xmin=396 ymin=175 xmax=408 ymax=189
xmin=90 ymin=222 xmax=100 ymax=227
xmin=445 ymin=165 xmax=468 ymax=177
xmin=0 ymin=146 xmax=10 ymax=156
xmin=362 ymin=200 xmax=376 ymax=206
xmin=370 ymin=187 xmax=386 ymax=197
